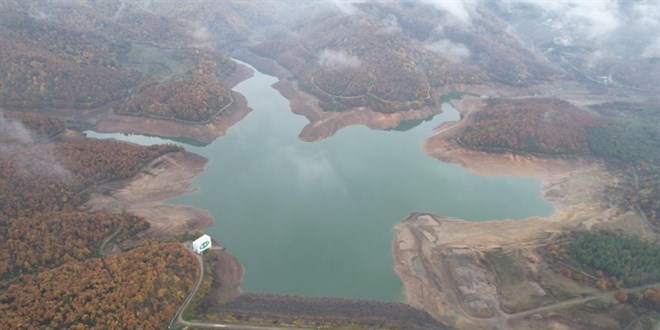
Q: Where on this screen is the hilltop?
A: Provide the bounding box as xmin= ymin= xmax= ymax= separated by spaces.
xmin=0 ymin=1 xmax=248 ymax=140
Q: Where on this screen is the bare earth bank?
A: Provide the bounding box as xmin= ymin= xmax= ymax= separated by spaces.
xmin=84 ymin=151 xmax=213 ymax=238
xmin=202 ymin=246 xmax=245 ymax=304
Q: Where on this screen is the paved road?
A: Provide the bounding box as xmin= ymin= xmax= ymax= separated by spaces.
xmin=167 ymin=245 xmax=203 ymax=329
xmin=179 ymin=320 xmax=312 ymax=330
xmin=169 ymin=245 xmax=311 ymax=330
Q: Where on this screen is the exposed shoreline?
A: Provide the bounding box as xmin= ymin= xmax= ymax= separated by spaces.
xmin=82 ymin=61 xmax=257 ymax=239
xmin=80 ymin=62 xmax=256 ymax=237
xmin=235 ymin=50 xmax=452 ymax=142
xmin=84 ymin=151 xmax=213 ymax=238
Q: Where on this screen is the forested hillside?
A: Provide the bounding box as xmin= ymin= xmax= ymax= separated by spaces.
xmin=0 ymin=10 xmax=140 ymax=109
xmin=459 ymin=98 xmax=598 ymax=154
xmin=354 ymin=2 xmax=557 ymax=86
xmin=0 ymin=212 xmax=147 ymax=278
xmin=136 ymin=0 xmax=280 ymax=45
xmin=0 ymin=2 xmax=238 ymax=124
xmin=0 ymin=111 xmax=195 ymax=328
xmin=6 ymin=0 xmax=193 ymax=47
xmin=587 ymin=102 xmax=660 ymax=165
xmin=458 ymin=99 xmax=659 ymax=225
xmin=252 ymin=13 xmax=486 ymax=113
xmin=0 ymin=242 xmax=197 ymax=329
xmin=612 ymin=58 xmax=660 ymax=92
xmin=116 ymin=50 xmax=235 ymax=122
xmin=567 ymin=232 xmax=660 ymax=287
xmin=588 ymin=101 xmax=660 ymax=225
xmin=0 ymin=138 xmax=180 ymax=219
xmin=0 ymin=2 xmax=239 ymax=323
xmin=250 ymin=1 xmax=558 ymax=114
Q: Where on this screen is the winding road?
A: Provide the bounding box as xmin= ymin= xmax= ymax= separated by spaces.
xmin=168 ymin=245 xmax=311 ymax=330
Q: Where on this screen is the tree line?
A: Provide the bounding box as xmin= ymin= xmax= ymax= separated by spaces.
xmin=568 ymin=232 xmax=660 ymax=287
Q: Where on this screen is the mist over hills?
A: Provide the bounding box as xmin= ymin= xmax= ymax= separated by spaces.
xmin=1 ymin=1 xmax=659 ymax=329
xmin=4 ymin=0 xmax=656 ymax=117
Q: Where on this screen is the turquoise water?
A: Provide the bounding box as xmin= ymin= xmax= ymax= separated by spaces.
xmin=86 ymin=61 xmax=553 ymax=301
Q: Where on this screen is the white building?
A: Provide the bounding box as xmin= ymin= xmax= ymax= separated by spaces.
xmin=192 ymin=234 xmax=212 ymax=254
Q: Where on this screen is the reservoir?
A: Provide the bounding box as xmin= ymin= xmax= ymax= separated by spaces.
xmin=86 ymin=61 xmax=554 ymax=301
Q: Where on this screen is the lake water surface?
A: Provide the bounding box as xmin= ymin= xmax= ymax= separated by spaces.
xmin=86 ymin=61 xmax=553 ymax=301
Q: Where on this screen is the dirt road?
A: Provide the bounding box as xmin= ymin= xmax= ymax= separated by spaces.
xmin=504 ymin=283 xmax=660 ymax=321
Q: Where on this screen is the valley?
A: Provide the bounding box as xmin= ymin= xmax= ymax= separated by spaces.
xmin=1 ymin=1 xmax=658 ymax=329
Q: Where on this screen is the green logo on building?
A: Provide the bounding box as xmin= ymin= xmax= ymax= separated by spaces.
xmin=200 ymin=241 xmax=210 ymax=250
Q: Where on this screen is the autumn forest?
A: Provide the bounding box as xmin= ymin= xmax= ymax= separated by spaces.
xmin=0 ymin=110 xmax=194 ymax=328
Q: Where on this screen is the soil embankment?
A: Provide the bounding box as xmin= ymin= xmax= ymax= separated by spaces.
xmin=84 ymin=151 xmax=212 ymax=238
xmin=202 ymin=247 xmax=245 ymax=304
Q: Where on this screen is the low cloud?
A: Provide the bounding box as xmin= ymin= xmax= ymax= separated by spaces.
xmin=0 ymin=114 xmax=69 ymax=178
xmin=629 ymin=2 xmax=660 ymax=58
xmin=281 ymin=147 xmax=347 ymax=193
xmin=381 ymin=13 xmax=401 ymax=33
xmin=331 ymin=0 xmax=367 ymax=15
xmin=0 ymin=114 xmax=34 ymax=151
xmin=642 ymin=39 xmax=660 ymax=59
xmin=28 ymin=9 xmax=51 ymax=20
xmin=191 ymin=24 xmax=212 ymax=48
xmin=510 ymin=0 xmax=621 ymax=38
xmin=415 ymin=0 xmax=655 ymax=44
xmin=12 ymin=146 xmax=70 ymax=179
xmin=499 ymin=0 xmax=658 ymax=60
xmin=424 ymin=39 xmax=471 ymax=61
xmin=585 ymin=50 xmax=605 ymax=69
xmin=565 ymin=2 xmax=620 ymax=37
xmin=420 ymin=0 xmax=478 ymax=26
xmin=318 ymin=49 xmax=362 ymax=70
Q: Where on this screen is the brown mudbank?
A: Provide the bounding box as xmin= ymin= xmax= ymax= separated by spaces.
xmin=200 ymin=247 xmax=244 ymax=306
